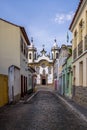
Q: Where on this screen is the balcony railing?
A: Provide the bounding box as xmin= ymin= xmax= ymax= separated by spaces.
xmin=73 ymin=47 xmax=77 ymax=60
xmin=84 ymin=35 xmax=87 ymax=51
xmin=78 ymin=40 xmax=83 ymax=56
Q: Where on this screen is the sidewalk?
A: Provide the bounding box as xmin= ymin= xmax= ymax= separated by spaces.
xmin=54 ymin=91 xmax=87 ymax=123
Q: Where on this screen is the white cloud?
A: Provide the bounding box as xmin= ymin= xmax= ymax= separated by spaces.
xmin=54 ymin=12 xmax=74 ymax=24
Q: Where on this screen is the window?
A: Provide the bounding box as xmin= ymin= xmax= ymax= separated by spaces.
xmin=48 ymin=67 xmax=51 ymax=74
xmin=36 ymin=67 xmax=39 ymax=74
xmin=26 ymin=47 xmax=28 ymax=58
xmin=20 ymin=37 xmax=28 ymax=58
xmin=52 ymin=53 xmax=53 ymax=59
xmin=24 ymin=43 xmax=26 ymax=56
xmin=74 ymin=30 xmax=77 ymax=48
xmin=34 ymin=53 xmax=36 ymax=60
xmin=56 ymin=53 xmax=58 ymax=59
xmin=41 ymin=63 xmax=45 ymax=68
xmin=73 ymin=65 xmax=76 ymax=98
xmin=79 ymin=20 xmax=83 ymax=42
xmin=43 ymin=69 xmax=45 ymax=75
xmin=20 ymin=37 xmax=23 ymax=52
xmin=29 ymin=53 xmax=31 ymax=59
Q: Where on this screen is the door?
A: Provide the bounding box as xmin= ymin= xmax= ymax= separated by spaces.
xmin=21 ymin=75 xmax=24 ymax=97
xmin=42 ymin=78 xmax=46 ymax=85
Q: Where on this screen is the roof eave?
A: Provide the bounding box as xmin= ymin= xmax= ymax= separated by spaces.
xmin=20 ymin=27 xmax=30 ymax=45
xmin=69 ymin=0 xmax=83 ymax=31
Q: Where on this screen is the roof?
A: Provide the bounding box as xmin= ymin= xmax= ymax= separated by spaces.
xmin=0 ymin=18 xmax=30 ymax=45
xmin=69 ymin=0 xmax=83 ymax=30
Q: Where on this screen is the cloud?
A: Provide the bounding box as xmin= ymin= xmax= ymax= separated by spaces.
xmin=54 ymin=12 xmax=74 ymax=24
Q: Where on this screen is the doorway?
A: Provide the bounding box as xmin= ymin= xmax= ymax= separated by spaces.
xmin=42 ymin=78 xmax=46 ymax=85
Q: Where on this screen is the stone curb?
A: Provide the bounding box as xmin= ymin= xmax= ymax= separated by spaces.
xmin=25 ymin=91 xmax=38 ymax=102
xmin=54 ymin=93 xmax=87 ymax=123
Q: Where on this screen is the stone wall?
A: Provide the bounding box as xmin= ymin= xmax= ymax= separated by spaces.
xmin=73 ymin=86 xmax=87 ymax=108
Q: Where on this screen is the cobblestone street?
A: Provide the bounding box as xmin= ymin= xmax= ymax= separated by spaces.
xmin=0 ymin=90 xmax=87 ymax=130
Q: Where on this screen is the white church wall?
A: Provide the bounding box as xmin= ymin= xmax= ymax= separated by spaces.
xmin=36 ymin=75 xmax=40 ymax=84
xmin=48 ymin=74 xmax=53 ymax=84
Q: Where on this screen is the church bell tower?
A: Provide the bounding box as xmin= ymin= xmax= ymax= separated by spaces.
xmin=28 ymin=37 xmax=37 ymax=64
xmin=51 ymin=39 xmax=59 ymax=60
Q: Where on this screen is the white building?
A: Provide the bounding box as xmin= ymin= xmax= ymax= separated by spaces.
xmin=28 ymin=39 xmax=59 ymax=86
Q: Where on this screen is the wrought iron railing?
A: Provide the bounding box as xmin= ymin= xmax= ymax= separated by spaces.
xmin=78 ymin=40 xmax=83 ymax=56
xmin=73 ymin=47 xmax=77 ymax=60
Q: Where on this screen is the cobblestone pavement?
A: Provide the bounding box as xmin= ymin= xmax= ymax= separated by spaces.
xmin=0 ymin=91 xmax=87 ymax=130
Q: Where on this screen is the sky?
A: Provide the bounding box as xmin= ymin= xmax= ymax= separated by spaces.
xmin=0 ymin=0 xmax=80 ymax=54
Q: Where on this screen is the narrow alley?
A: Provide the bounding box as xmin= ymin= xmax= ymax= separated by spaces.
xmin=0 ymin=89 xmax=87 ymax=130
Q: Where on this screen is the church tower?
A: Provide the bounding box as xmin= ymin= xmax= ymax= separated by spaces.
xmin=51 ymin=39 xmax=60 ymax=60
xmin=28 ymin=37 xmax=37 ymax=64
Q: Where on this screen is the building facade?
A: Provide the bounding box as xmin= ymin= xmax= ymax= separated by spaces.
xmin=0 ymin=19 xmax=32 ymax=103
xmin=69 ymin=0 xmax=87 ymax=106
xmin=53 ymin=59 xmax=59 ymax=90
xmin=58 ymin=44 xmax=72 ymax=95
xmin=28 ymin=39 xmax=59 ymax=87
xmin=62 ymin=55 xmax=72 ymax=98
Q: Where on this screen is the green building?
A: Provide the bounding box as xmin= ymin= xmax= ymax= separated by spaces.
xmin=62 ymin=55 xmax=72 ymax=98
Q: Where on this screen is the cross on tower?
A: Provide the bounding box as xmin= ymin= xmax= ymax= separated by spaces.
xmin=54 ymin=39 xmax=56 ymax=43
xmin=31 ymin=37 xmax=33 ymax=43
xmin=43 ymin=44 xmax=45 ymax=48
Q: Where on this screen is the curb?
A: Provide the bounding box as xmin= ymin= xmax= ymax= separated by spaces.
xmin=25 ymin=91 xmax=38 ymax=102
xmin=54 ymin=93 xmax=87 ymax=123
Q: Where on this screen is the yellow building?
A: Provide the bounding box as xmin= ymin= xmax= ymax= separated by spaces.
xmin=0 ymin=18 xmax=31 ymax=103
xmin=69 ymin=0 xmax=87 ymax=107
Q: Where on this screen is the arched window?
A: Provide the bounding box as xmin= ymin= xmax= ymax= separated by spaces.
xmin=43 ymin=69 xmax=45 ymax=75
xmin=56 ymin=53 xmax=58 ymax=59
xmin=29 ymin=53 xmax=31 ymax=59
xmin=41 ymin=63 xmax=45 ymax=68
xmin=34 ymin=53 xmax=36 ymax=60
xmin=52 ymin=53 xmax=53 ymax=59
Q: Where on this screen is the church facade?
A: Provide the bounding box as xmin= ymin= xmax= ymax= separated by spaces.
xmin=28 ymin=38 xmax=59 ymax=86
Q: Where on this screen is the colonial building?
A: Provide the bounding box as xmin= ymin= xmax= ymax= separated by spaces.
xmin=62 ymin=55 xmax=72 ymax=98
xmin=58 ymin=44 xmax=72 ymax=95
xmin=28 ymin=39 xmax=59 ymax=86
xmin=69 ymin=0 xmax=87 ymax=106
xmin=0 ymin=18 xmax=32 ymax=103
xmin=53 ymin=59 xmax=59 ymax=90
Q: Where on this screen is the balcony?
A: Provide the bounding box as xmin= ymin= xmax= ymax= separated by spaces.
xmin=73 ymin=47 xmax=77 ymax=60
xmin=84 ymin=35 xmax=87 ymax=51
xmin=78 ymin=40 xmax=83 ymax=56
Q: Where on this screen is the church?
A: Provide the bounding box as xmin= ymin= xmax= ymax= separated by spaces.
xmin=28 ymin=38 xmax=59 ymax=86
